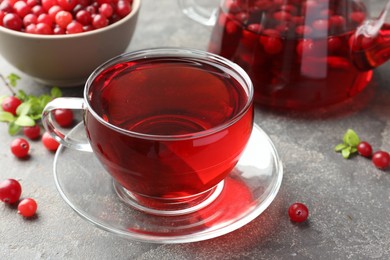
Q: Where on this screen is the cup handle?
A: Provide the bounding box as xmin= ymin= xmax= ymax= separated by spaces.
xmin=178 ymin=0 xmax=218 ymax=26
xmin=42 ymin=97 xmax=93 ymax=152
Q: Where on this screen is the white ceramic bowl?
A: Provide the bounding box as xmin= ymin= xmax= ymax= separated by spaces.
xmin=0 ymin=0 xmax=140 ymax=87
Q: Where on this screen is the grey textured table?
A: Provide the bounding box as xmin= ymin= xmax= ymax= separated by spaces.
xmin=1 ymin=1 xmax=390 ymax=259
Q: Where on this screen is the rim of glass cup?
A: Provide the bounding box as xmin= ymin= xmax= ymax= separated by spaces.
xmin=83 ymin=47 xmax=254 ymax=141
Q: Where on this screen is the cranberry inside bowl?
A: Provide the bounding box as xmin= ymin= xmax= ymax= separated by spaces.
xmin=0 ymin=0 xmax=140 ymax=87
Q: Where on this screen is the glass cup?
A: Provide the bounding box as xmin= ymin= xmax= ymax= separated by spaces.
xmin=42 ymin=48 xmax=254 ymax=216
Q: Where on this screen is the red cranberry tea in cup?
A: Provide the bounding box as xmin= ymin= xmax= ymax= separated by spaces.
xmin=85 ymin=53 xmax=254 ymax=207
xmin=208 ymin=0 xmax=390 ymax=109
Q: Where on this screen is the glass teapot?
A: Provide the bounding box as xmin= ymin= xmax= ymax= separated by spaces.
xmin=179 ymin=0 xmax=390 ymax=110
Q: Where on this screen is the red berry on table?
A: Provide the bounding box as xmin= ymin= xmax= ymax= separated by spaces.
xmin=372 ymin=151 xmax=390 ymax=170
xmin=357 ymin=141 xmax=373 ymax=158
xmin=53 ymin=108 xmax=74 ymax=127
xmin=42 ymin=131 xmax=60 ymax=151
xmin=18 ymin=198 xmax=38 ymax=217
xmin=11 ymin=138 xmax=30 ymax=158
xmin=23 ymin=124 xmax=41 ymax=140
xmin=0 ymin=179 xmax=22 ymax=204
xmin=288 ymin=202 xmax=309 ymax=223
xmin=1 ymin=96 xmax=22 ymax=115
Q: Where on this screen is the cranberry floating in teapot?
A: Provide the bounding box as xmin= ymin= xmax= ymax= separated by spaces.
xmin=179 ymin=0 xmax=390 ymax=109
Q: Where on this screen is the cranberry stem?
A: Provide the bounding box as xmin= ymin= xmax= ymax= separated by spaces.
xmin=0 ymin=73 xmax=16 ymax=96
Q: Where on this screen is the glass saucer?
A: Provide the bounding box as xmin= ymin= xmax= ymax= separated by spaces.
xmin=53 ymin=123 xmax=283 ymax=244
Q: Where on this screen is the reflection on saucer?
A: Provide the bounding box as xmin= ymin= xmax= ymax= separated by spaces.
xmin=53 ymin=123 xmax=283 ymax=243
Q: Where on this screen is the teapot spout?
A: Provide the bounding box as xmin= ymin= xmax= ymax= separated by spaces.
xmin=351 ymin=1 xmax=390 ymax=70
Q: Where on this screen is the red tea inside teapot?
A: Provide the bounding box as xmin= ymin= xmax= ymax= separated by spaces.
xmin=205 ymin=0 xmax=390 ymax=109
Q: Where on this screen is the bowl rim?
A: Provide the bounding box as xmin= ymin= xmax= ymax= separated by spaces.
xmin=0 ymin=0 xmax=140 ymax=39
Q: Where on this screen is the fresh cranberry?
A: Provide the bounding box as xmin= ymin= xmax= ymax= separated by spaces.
xmin=99 ymin=3 xmax=113 ymax=18
xmin=2 ymin=13 xmax=22 ymax=31
xmin=37 ymin=13 xmax=53 ymax=25
xmin=11 ymin=138 xmax=30 ymax=158
xmin=23 ymin=13 xmax=38 ymax=26
xmin=53 ymin=25 xmax=65 ymax=34
xmin=0 ymin=1 xmax=13 ymax=13
xmin=0 ymin=179 xmax=22 ymax=204
xmin=357 ymin=141 xmax=373 ymax=158
xmin=57 ymin=0 xmax=77 ymax=11
xmin=23 ymin=124 xmax=41 ymax=140
xmin=53 ymin=109 xmax=74 ymax=127
xmin=18 ymin=198 xmax=38 ymax=217
xmin=31 ymin=5 xmax=44 ymax=16
xmin=41 ymin=0 xmax=57 ymax=12
xmin=372 ymin=151 xmax=390 ymax=170
xmin=26 ymin=0 xmax=39 ymax=7
xmin=36 ymin=22 xmax=53 ymax=34
xmin=66 ymin=20 xmax=83 ymax=33
xmin=92 ymin=14 xmax=108 ymax=29
xmin=75 ymin=9 xmax=91 ymax=25
xmin=116 ymin=0 xmax=131 ymax=18
xmin=13 ymin=1 xmax=32 ymax=18
xmin=55 ymin=10 xmax=72 ymax=28
xmin=288 ymin=202 xmax=309 ymax=223
xmin=25 ymin=23 xmax=36 ymax=33
xmin=42 ymin=132 xmax=60 ymax=151
xmin=48 ymin=5 xmax=63 ymax=20
xmin=1 ymin=96 xmax=22 ymax=115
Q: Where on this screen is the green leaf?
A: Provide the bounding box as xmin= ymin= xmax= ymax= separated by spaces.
xmin=7 ymin=73 xmax=21 ymax=87
xmin=8 ymin=121 xmax=21 ymax=136
xmin=342 ymin=147 xmax=351 ymax=159
xmin=16 ymin=102 xmax=31 ymax=116
xmin=343 ymin=129 xmax=360 ymax=147
xmin=39 ymin=95 xmax=52 ymax=108
xmin=335 ymin=143 xmax=347 ymax=152
xmin=50 ymin=87 xmax=62 ymax=98
xmin=14 ymin=115 xmax=35 ymax=126
xmin=0 ymin=111 xmax=15 ymax=122
xmin=16 ymin=90 xmax=28 ymax=102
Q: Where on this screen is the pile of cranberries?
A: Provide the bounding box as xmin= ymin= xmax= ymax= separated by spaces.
xmin=1 ymin=95 xmax=73 ymax=157
xmin=0 ymin=178 xmax=37 ymax=217
xmin=357 ymin=141 xmax=390 ymax=170
xmin=0 ymin=0 xmax=133 ymax=34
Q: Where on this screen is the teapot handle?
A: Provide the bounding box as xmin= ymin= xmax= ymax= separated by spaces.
xmin=178 ymin=0 xmax=219 ymax=26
